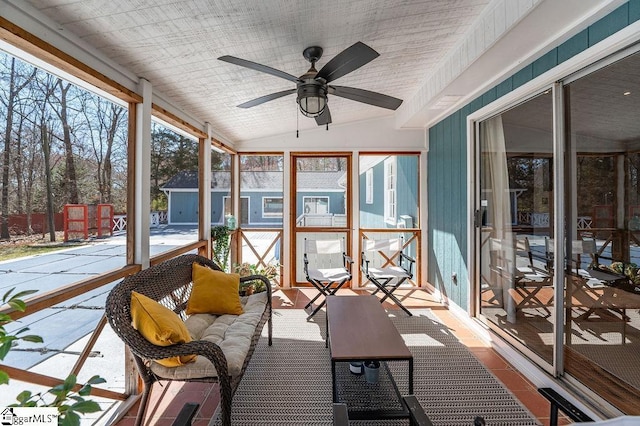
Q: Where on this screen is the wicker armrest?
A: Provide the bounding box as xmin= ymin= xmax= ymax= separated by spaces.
xmin=240 ymin=274 xmax=273 ymax=300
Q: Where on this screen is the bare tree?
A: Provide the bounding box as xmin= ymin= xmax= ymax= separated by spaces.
xmin=17 ymin=121 xmax=44 ymax=234
xmin=50 ymin=78 xmax=79 ymax=204
xmin=80 ymin=93 xmax=126 ymax=204
xmin=0 ymin=57 xmax=36 ymax=239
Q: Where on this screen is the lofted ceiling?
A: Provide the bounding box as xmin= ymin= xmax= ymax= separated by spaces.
xmin=19 ymin=0 xmax=492 ymax=142
xmin=5 ymin=1 xmax=626 ymax=144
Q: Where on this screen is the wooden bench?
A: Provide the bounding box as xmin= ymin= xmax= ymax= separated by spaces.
xmin=106 ymin=254 xmax=272 ymax=426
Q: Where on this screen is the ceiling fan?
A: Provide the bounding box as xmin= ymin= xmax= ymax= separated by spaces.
xmin=218 ymin=42 xmax=403 ymax=126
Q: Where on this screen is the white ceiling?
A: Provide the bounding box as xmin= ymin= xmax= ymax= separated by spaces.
xmin=6 ymin=0 xmax=625 ymax=145
xmin=21 ymin=0 xmax=491 ymax=142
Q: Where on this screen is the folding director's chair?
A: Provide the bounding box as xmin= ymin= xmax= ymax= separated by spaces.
xmin=303 ymin=238 xmax=353 ymax=319
xmin=361 ymin=237 xmax=415 ymax=316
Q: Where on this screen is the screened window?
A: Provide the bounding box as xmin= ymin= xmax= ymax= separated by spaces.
xmin=303 ymin=196 xmax=329 ymax=214
xmin=384 ymin=157 xmax=397 ymax=224
xmin=263 ymin=197 xmax=283 ymax=217
xmin=366 ymin=169 xmax=374 ymax=204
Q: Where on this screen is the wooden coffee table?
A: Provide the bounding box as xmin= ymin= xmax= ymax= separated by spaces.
xmin=326 ymin=295 xmax=414 ymax=421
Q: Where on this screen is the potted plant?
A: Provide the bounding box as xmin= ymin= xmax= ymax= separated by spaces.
xmin=234 ymin=262 xmax=279 ymax=295
xmin=211 ymin=225 xmax=231 ymax=272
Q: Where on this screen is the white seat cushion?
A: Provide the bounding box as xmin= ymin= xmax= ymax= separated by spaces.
xmin=368 ymin=266 xmax=410 ymax=280
xmin=307 ymin=267 xmax=350 ymax=282
xmin=149 ymin=291 xmax=268 ymax=380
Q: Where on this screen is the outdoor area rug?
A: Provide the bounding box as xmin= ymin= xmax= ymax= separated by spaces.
xmin=211 ymin=309 xmax=541 ymax=426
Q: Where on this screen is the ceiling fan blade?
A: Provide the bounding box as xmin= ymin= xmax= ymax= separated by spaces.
xmin=329 ymin=85 xmax=403 ymax=110
xmin=315 ymin=106 xmax=332 ymax=126
xmin=218 ymin=55 xmax=300 ymax=83
xmin=315 ymin=42 xmax=379 ymax=83
xmin=238 ymin=89 xmax=296 ymax=108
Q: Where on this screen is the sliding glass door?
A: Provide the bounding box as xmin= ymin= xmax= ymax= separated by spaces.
xmin=562 ymin=50 xmax=640 ymax=413
xmin=477 ymin=91 xmax=555 ymax=366
xmin=475 ymin=48 xmax=640 ymax=413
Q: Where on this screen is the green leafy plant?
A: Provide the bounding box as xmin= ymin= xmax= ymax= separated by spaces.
xmin=1 ymin=288 xmax=105 ymax=425
xmin=12 ymin=374 xmax=105 ymax=425
xmin=234 ymin=262 xmax=279 ymax=294
xmin=211 ymin=225 xmax=231 ymax=271
xmin=0 ymin=288 xmax=42 ymax=385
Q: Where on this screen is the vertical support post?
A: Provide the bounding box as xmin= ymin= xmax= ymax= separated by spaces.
xmin=199 ymin=123 xmax=212 ymax=258
xmin=126 ymin=101 xmax=137 ymax=266
xmin=232 ymin=153 xmax=240 ymax=266
xmin=352 ymin=151 xmax=360 ymax=288
xmin=134 ymin=78 xmax=152 ymax=268
xmin=283 ymin=150 xmax=291 ymax=288
xmin=552 ymin=82 xmax=565 ymax=375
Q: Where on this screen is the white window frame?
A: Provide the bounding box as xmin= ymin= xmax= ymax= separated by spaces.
xmin=366 ymin=169 xmax=374 ymax=204
xmin=262 ymin=196 xmax=283 ymax=217
xmin=384 ymin=157 xmax=397 ymax=225
xmin=303 ymin=196 xmax=330 ymax=214
xmin=223 ymin=195 xmax=250 ymax=223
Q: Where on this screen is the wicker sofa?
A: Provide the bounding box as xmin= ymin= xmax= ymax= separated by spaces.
xmin=105 ymin=254 xmax=273 ymax=426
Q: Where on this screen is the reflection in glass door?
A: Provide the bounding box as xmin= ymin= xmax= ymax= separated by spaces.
xmin=292 ymin=154 xmax=351 ymax=285
xmin=477 ymin=91 xmax=555 ymax=365
xmin=476 ymin=49 xmax=640 ymax=413
xmin=562 ymin=51 xmax=640 ymax=412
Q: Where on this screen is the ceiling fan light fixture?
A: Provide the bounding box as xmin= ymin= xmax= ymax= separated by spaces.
xmin=297 ymin=82 xmax=327 ymax=118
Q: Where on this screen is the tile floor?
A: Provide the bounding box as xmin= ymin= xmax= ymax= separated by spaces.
xmin=114 ymin=288 xmax=571 ymax=425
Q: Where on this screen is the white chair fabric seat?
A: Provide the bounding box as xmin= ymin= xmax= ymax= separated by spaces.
xmin=367 ymin=266 xmax=411 ymax=280
xmin=307 ymin=267 xmax=352 ymax=282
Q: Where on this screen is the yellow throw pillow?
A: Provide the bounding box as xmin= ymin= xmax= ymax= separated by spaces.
xmin=130 ymin=291 xmax=196 ymax=367
xmin=187 ymin=263 xmax=244 ymax=316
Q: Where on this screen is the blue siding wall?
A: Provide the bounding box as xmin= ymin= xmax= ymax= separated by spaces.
xmin=359 ymin=156 xmax=419 ymax=228
xmin=242 ymin=191 xmax=284 ymax=225
xmin=211 ymin=192 xmax=227 ymax=224
xmin=427 ymin=1 xmax=640 ymax=310
xmin=170 ymin=192 xmax=198 ymax=223
xmin=359 ymin=161 xmax=385 ymax=227
xmin=295 ymin=192 xmax=345 ymax=216
xmin=397 ymin=156 xmax=419 ymax=227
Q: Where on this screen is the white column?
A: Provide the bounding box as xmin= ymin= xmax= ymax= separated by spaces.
xmin=135 ymin=78 xmax=152 ymax=267
xmin=202 ymin=123 xmax=212 ymax=234
xmin=352 ymin=151 xmax=360 ymax=287
xmin=282 ymin=150 xmax=291 ymax=288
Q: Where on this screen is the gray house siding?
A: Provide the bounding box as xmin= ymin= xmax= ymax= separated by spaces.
xmin=242 ymin=191 xmax=283 ymax=226
xmin=427 ymin=1 xmax=640 ymax=311
xmin=295 ymin=191 xmax=345 ymax=217
xmin=169 ymin=191 xmax=199 ymax=224
xmin=397 ymin=155 xmax=419 ymax=228
xmin=359 ymin=156 xmax=418 ymax=229
xmin=359 ymin=161 xmax=384 ymax=228
xmin=211 ymin=192 xmax=228 ymax=224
